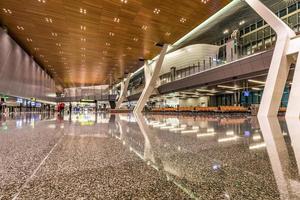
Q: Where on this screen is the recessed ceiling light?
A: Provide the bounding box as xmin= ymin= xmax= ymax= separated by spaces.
xmin=120 ymin=0 xmax=128 ymax=3
xmin=45 ymin=17 xmax=53 ymax=23
xmin=153 ymin=8 xmax=160 ymax=15
xmin=51 ymin=32 xmax=58 ymax=37
xmin=17 ymin=26 xmax=24 ymax=30
xmin=80 ymin=8 xmax=87 ymax=15
xmin=239 ymin=20 xmax=245 ymax=26
xmin=81 ymin=47 xmax=86 ymax=51
xmin=113 ymin=17 xmax=120 ymax=23
xmin=165 ymin=32 xmax=171 ymax=36
xmin=133 ymin=37 xmax=138 ymax=42
xmin=201 ymin=0 xmax=209 ymax=4
xmin=26 ymin=38 xmax=33 ymax=42
xmin=80 ymin=25 xmax=86 ymax=30
xmin=141 ymin=25 xmax=148 ymax=30
xmin=223 ymin=29 xmax=229 ymax=34
xmin=38 ymin=0 xmax=46 ymax=3
xmin=34 ymin=47 xmax=39 ymax=51
xmin=56 ymin=43 xmax=61 ymax=46
xmin=81 ymin=38 xmax=86 ymax=42
xmin=109 ymin=32 xmax=115 ymax=36
xmin=2 ymin=8 xmax=12 ymax=14
xmin=106 ymin=42 xmax=111 ymax=46
xmin=127 ymin=47 xmax=132 ymax=50
xmin=179 ymin=17 xmax=187 ymax=23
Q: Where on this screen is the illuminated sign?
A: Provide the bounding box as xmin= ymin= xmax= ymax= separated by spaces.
xmin=17 ymin=98 xmax=23 ymax=103
xmin=36 ymin=102 xmax=42 ymax=107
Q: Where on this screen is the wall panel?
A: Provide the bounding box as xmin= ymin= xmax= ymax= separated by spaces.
xmin=0 ymin=28 xmax=56 ymax=100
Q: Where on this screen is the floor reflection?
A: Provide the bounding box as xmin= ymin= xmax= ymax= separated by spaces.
xmin=1 ymin=112 xmax=300 ymax=199
xmin=110 ymin=113 xmax=300 ymax=199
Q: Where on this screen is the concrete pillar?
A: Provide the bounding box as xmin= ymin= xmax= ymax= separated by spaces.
xmin=134 ymin=44 xmax=168 ymax=113
xmin=245 ymin=0 xmax=295 ymax=117
xmin=115 ymin=73 xmax=131 ymax=109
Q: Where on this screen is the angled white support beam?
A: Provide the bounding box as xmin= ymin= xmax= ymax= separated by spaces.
xmin=134 ymin=44 xmax=169 ymax=113
xmin=245 ymin=0 xmax=296 ymax=117
xmin=286 ymin=55 xmax=300 ymax=118
xmin=258 ymin=117 xmax=291 ymax=199
xmin=134 ymin=112 xmax=155 ymax=163
xmin=115 ymin=73 xmax=131 ymax=109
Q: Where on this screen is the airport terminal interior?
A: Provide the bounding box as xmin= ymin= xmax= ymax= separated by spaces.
xmin=2 ymin=0 xmax=300 ymax=199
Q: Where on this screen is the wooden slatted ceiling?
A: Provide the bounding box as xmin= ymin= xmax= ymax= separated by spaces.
xmin=0 ymin=0 xmax=230 ymax=88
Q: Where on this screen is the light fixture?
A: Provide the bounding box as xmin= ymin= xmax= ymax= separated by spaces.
xmin=165 ymin=32 xmax=171 ymax=36
xmin=153 ymin=8 xmax=160 ymax=15
xmin=56 ymin=43 xmax=61 ymax=47
xmin=109 ymin=32 xmax=115 ymax=36
xmin=26 ymin=38 xmax=33 ymax=42
xmin=80 ymin=25 xmax=86 ymax=30
xmin=45 ymin=17 xmax=53 ymax=23
xmin=217 ymin=85 xmax=240 ymax=90
xmin=106 ymin=42 xmax=111 ymax=46
xmin=239 ymin=20 xmax=245 ymax=26
xmin=120 ymin=0 xmax=128 ymax=3
xmin=3 ymin=8 xmax=12 ymax=14
xmin=179 ymin=17 xmax=187 ymax=23
xmin=251 ymin=87 xmax=262 ymax=91
xmin=51 ymin=32 xmax=58 ymax=37
xmin=81 ymin=38 xmax=86 ymax=42
xmin=17 ymin=26 xmax=24 ymax=30
xmin=141 ymin=25 xmax=148 ymax=30
xmin=80 ymin=8 xmax=87 ymax=15
xmin=38 ymin=0 xmax=46 ymax=3
xmin=133 ymin=37 xmax=138 ymax=42
xmin=201 ymin=0 xmax=209 ymax=4
xmin=223 ymin=29 xmax=229 ymax=34
xmin=113 ymin=17 xmax=120 ymax=23
xmin=248 ymin=79 xmax=265 ymax=84
xmin=127 ymin=47 xmax=132 ymax=50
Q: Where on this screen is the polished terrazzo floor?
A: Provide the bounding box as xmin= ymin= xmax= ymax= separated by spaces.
xmin=0 ymin=112 xmax=300 ymax=199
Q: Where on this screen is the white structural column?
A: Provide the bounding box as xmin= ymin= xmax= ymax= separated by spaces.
xmin=286 ymin=56 xmax=300 ymax=118
xmin=134 ymin=44 xmax=169 ymax=113
xmin=258 ymin=117 xmax=291 ymax=199
xmin=115 ymin=73 xmax=131 ymax=109
xmin=245 ymin=0 xmax=296 ymax=117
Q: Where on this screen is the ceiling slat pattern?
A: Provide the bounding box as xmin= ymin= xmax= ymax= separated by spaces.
xmin=0 ymin=0 xmax=230 ymax=87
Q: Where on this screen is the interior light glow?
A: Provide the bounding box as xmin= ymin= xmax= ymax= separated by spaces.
xmin=181 ymin=129 xmax=198 ymax=134
xmin=248 ymin=79 xmax=265 ymax=84
xmin=197 ymin=132 xmax=215 ymax=137
xmin=218 ymin=136 xmax=239 ymax=142
xmin=249 ymin=143 xmax=266 ymax=150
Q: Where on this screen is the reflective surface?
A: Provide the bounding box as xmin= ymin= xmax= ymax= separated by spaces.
xmin=1 ymin=112 xmax=300 ymax=199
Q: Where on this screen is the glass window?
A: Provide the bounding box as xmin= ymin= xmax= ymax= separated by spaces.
xmin=250 ymin=32 xmax=256 ymax=42
xmin=279 ymin=9 xmax=287 ymax=17
xmin=288 ymin=14 xmax=298 ymax=27
xmin=243 ymin=35 xmax=250 ymax=44
xmin=288 ymin=4 xmax=297 ymax=13
xmin=257 ymin=29 xmax=264 ymax=40
xmin=240 ymin=29 xmax=244 ymax=36
xmin=245 ymin=27 xmax=250 ymax=34
xmin=264 ymin=26 xmax=271 ymax=37
xmin=257 ymin=20 xmax=263 ymax=28
xmin=250 ymin=24 xmax=256 ymax=31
